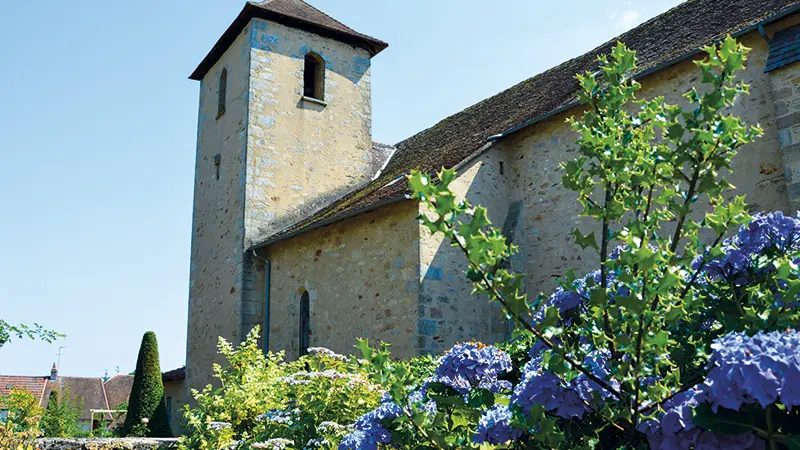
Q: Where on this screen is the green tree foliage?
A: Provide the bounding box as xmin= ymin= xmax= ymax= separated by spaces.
xmin=121 ymin=331 xmax=172 ymax=437
xmin=179 ymin=327 xmax=391 ymax=450
xmin=0 ymin=388 xmax=43 ymax=449
xmin=40 ymin=388 xmax=84 ymax=438
xmin=0 ymin=319 xmax=63 ymax=348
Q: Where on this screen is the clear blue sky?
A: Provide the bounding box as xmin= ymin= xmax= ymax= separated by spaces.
xmin=0 ymin=0 xmax=681 ymax=378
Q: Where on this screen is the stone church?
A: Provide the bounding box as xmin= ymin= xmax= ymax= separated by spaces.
xmin=183 ymin=0 xmax=800 ymax=394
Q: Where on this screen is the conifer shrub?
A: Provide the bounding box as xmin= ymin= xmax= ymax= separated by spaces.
xmin=121 ymin=331 xmax=172 ymax=437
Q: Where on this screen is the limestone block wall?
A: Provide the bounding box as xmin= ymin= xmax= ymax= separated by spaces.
xmin=415 ymin=150 xmax=520 ymax=354
xmin=768 ymin=18 xmax=800 ymax=210
xmin=505 ymin=29 xmax=791 ymax=297
xmin=264 ymin=201 xmax=421 ymax=360
xmin=186 ymin=26 xmax=251 ymax=391
xmin=246 ymin=19 xmax=376 ymax=246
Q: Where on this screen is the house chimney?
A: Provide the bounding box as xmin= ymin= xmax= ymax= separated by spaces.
xmin=50 ymin=363 xmax=57 ymax=381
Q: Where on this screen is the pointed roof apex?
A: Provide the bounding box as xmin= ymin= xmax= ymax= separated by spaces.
xmin=190 ymin=0 xmax=388 ymax=81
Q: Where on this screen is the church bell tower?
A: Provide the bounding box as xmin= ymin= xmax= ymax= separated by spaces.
xmin=185 ymin=0 xmax=387 ymax=389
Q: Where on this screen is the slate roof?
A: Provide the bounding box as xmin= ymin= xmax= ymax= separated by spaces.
xmin=766 ymin=25 xmax=800 ymax=72
xmin=251 ymin=0 xmax=800 ymax=249
xmin=190 ymin=0 xmax=388 ymax=80
xmin=56 ymin=377 xmax=111 ymax=421
xmin=0 ymin=376 xmax=48 ymax=403
xmin=161 ymin=367 xmax=187 ymax=382
xmin=103 ymin=375 xmax=134 ymax=410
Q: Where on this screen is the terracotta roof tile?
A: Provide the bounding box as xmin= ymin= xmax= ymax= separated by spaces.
xmin=251 ymin=0 xmax=800 ymax=249
xmin=0 ymin=376 xmax=48 ymax=403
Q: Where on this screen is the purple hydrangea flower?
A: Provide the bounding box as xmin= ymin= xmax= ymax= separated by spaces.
xmin=474 ymin=404 xmax=523 ymax=445
xmin=703 ymin=331 xmax=800 ymax=412
xmin=338 ymin=401 xmax=402 ymax=450
xmin=638 ymin=388 xmax=765 ymax=450
xmin=429 ymin=343 xmax=512 ymax=396
xmin=736 ymin=212 xmax=800 ymax=255
xmin=511 ymin=348 xmax=618 ymax=420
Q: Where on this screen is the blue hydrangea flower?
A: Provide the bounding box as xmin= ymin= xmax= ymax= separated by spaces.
xmin=533 ymin=269 xmax=631 ymax=327
xmin=638 ymin=388 xmax=765 ymax=450
xmin=703 ymin=331 xmax=800 ymax=412
xmin=429 ymin=343 xmax=512 ymax=396
xmin=338 ymin=401 xmax=402 ymax=450
xmin=474 ymin=404 xmax=523 ymax=445
xmin=511 ymin=348 xmax=618 ymax=420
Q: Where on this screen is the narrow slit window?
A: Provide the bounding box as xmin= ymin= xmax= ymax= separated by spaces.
xmin=303 ymin=53 xmax=325 ymax=101
xmin=218 ymin=68 xmax=227 ymax=118
xmin=299 ymin=291 xmax=310 ymax=356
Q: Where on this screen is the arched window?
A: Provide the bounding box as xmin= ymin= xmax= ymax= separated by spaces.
xmin=217 ymin=68 xmax=227 ymax=118
xmin=299 ymin=291 xmax=310 ymax=356
xmin=303 ymin=53 xmax=325 ymax=101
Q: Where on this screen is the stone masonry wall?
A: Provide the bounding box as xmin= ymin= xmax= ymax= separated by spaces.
xmin=246 ymin=18 xmax=376 ymax=247
xmin=256 ymin=26 xmax=797 ymax=361
xmin=415 ymin=149 xmax=521 ymax=354
xmin=264 ymin=201 xmax=421 ymax=360
xmin=506 ymin=29 xmax=791 ymax=296
xmin=769 ymin=17 xmax=800 ymax=210
xmin=186 ymin=26 xmax=251 ymax=392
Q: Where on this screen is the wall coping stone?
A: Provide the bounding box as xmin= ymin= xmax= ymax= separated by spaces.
xmin=35 ymin=438 xmax=180 ymax=450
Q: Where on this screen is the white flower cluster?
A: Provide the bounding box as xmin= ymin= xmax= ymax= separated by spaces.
xmin=252 ymin=438 xmax=294 ymax=449
xmin=307 ymin=347 xmax=348 ymax=361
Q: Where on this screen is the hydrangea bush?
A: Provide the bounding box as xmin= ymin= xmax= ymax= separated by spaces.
xmin=338 ymin=36 xmax=800 ymax=449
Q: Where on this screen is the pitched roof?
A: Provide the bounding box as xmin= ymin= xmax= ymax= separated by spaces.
xmin=161 ymin=367 xmax=186 ymax=382
xmin=58 ymin=377 xmax=110 ymax=421
xmin=190 ymin=0 xmax=388 ymax=80
xmin=0 ymin=376 xmax=48 ymax=403
xmin=103 ymin=375 xmax=134 ymax=410
xmin=251 ymin=0 xmax=800 ymax=249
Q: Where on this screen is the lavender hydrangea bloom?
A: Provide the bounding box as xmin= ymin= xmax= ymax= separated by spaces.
xmin=511 ymin=348 xmax=618 ymax=420
xmin=737 ymin=212 xmax=800 ymax=255
xmin=338 ymin=401 xmax=402 ymax=450
xmin=638 ymin=389 xmax=765 ymax=450
xmin=695 ymin=212 xmax=800 ymax=284
xmin=474 ymin=404 xmax=523 ymax=445
xmin=533 ymin=269 xmax=632 ymax=327
xmin=703 ymin=331 xmax=800 ymax=412
xmin=429 ymin=343 xmax=512 ymax=395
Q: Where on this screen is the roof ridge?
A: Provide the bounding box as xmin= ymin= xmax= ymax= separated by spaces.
xmin=99 ymin=377 xmax=112 ymax=419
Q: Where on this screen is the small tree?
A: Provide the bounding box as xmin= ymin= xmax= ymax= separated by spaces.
xmin=40 ymin=388 xmax=83 ymax=437
xmin=121 ymin=331 xmax=172 ymax=437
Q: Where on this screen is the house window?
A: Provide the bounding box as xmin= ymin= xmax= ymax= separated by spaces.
xmin=299 ymin=291 xmax=310 ymax=356
xmin=303 ymin=53 xmax=325 ymax=101
xmin=217 ymin=68 xmax=227 ymax=118
xmin=166 ymin=397 xmax=172 ymax=424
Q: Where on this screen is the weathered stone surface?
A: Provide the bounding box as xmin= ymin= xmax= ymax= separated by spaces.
xmin=35 ymin=438 xmax=179 ymax=450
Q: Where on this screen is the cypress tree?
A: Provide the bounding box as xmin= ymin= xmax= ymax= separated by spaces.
xmin=121 ymin=331 xmax=172 ymax=437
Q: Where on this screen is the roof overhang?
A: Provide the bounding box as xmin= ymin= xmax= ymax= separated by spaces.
xmin=189 ymin=2 xmax=388 ymax=81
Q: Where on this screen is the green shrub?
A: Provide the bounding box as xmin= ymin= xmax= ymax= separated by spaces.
xmin=40 ymin=387 xmax=83 ymax=437
xmin=179 ymin=328 xmax=384 ymax=450
xmin=121 ymin=331 xmax=172 ymax=437
xmin=0 ymin=388 xmax=43 ymax=449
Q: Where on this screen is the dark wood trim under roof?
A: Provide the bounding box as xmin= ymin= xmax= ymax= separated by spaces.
xmin=190 ymin=1 xmax=388 ymax=81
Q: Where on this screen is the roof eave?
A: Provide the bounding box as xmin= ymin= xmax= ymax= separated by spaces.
xmin=189 ymin=3 xmax=388 ymax=81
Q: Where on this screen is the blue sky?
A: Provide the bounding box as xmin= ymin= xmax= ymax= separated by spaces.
xmin=0 ymin=0 xmax=681 ymax=378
